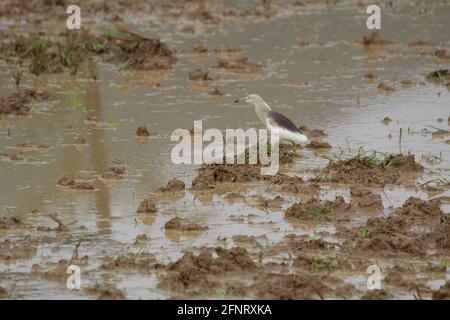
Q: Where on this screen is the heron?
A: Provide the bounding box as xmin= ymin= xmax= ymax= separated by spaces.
xmin=234 ymin=94 xmax=308 ymax=146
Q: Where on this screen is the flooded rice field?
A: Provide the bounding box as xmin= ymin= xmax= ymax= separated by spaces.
xmin=0 ymin=0 xmax=449 ymax=299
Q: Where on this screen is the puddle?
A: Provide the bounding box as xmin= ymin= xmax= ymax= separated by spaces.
xmin=0 ymin=1 xmax=449 ymax=299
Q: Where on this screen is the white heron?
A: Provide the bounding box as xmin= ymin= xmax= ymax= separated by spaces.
xmin=235 ymin=94 xmax=308 ymax=146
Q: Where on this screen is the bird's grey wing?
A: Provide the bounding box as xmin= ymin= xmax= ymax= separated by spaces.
xmin=267 ymin=111 xmax=301 ymax=133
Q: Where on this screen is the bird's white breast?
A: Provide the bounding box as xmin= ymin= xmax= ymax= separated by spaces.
xmin=265 ymin=120 xmax=308 ymax=145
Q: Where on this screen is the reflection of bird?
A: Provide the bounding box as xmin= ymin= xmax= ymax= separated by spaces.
xmin=235 ymin=94 xmax=308 ymax=145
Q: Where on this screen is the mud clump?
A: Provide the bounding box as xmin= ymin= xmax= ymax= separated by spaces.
xmin=57 ymin=176 xmax=95 ymax=190
xmin=159 ymin=178 xmax=185 ymax=192
xmin=252 ymin=273 xmax=328 ymax=299
xmin=362 ymin=32 xmax=394 ymax=46
xmin=164 ymin=217 xmax=207 ymax=231
xmin=192 ymin=163 xmax=261 ymax=189
xmin=257 ymin=195 xmax=284 ymax=211
xmin=361 ymin=289 xmax=390 ymax=300
xmin=191 ymin=146 xmax=301 ymax=190
xmin=377 ymin=82 xmax=395 ymax=93
xmin=307 ymin=139 xmax=331 ymax=149
xmin=101 ymin=253 xmax=156 ymax=272
xmin=158 ymin=247 xmax=256 ymax=294
xmin=101 ymin=165 xmax=125 ymax=180
xmin=136 ymin=126 xmax=150 ymax=137
xmin=0 ymin=89 xmax=49 ymax=115
xmin=0 ymin=238 xmax=37 ymax=260
xmin=209 ymin=87 xmax=223 ymax=96
xmin=0 ymin=286 xmax=6 ymax=298
xmin=105 ymin=31 xmax=177 ymax=71
xmin=317 ymin=153 xmax=422 ymax=187
xmin=298 ymin=125 xmax=326 ymax=138
xmin=426 ymin=69 xmax=450 ymax=83
xmin=193 ymin=43 xmax=208 ymax=53
xmin=136 ymin=199 xmax=157 ymax=213
xmin=350 ymin=186 xmax=383 ymax=211
xmin=350 ymin=197 xmax=445 ymax=256
xmin=285 ymin=196 xmax=351 ymax=220
xmin=232 ymin=235 xmax=258 ymax=245
xmin=188 ymin=69 xmax=212 ymax=81
xmin=0 ymin=216 xmax=22 ymax=229
xmin=216 ymin=57 xmax=263 ymax=73
xmin=85 ymin=284 xmax=126 ymax=300
xmin=432 ymin=282 xmax=450 ymax=300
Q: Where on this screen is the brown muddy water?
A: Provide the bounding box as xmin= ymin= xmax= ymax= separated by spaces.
xmin=0 ymin=1 xmax=449 ymax=299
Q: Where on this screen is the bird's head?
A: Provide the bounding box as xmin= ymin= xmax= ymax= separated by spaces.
xmin=234 ymin=94 xmax=262 ymax=104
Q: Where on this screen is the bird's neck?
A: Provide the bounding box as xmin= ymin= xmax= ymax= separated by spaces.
xmin=254 ymin=102 xmax=270 ymax=126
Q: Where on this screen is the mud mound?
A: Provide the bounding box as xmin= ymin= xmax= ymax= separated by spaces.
xmin=350 ymin=186 xmax=383 ymax=211
xmin=0 ymin=238 xmax=37 ymax=260
xmin=317 ymin=154 xmax=422 ymax=187
xmin=426 ymin=69 xmax=450 ymax=83
xmin=85 ymin=284 xmax=125 ymax=300
xmin=191 ymin=146 xmax=302 ymax=190
xmin=350 ymin=197 xmax=445 ymax=256
xmin=216 ymin=56 xmax=263 ymax=73
xmin=105 ymin=32 xmax=177 ymax=71
xmin=136 ymin=199 xmax=157 ymax=213
xmin=158 ymin=247 xmax=257 ymax=294
xmin=432 ymin=282 xmax=450 ymax=300
xmin=101 ymin=165 xmax=125 ymax=180
xmin=57 ymin=176 xmax=95 ymax=190
xmin=307 ymin=139 xmax=331 ymax=149
xmin=252 ymin=273 xmax=328 ymax=299
xmin=361 ymin=289 xmax=390 ymax=300
xmin=159 ymin=178 xmax=185 ymax=192
xmin=285 ymin=196 xmax=351 ymax=220
xmin=192 ymin=163 xmax=261 ymax=189
xmin=0 ymin=89 xmax=49 ymax=115
xmin=188 ymin=69 xmax=212 ymax=81
xmin=298 ymin=125 xmax=327 ymax=138
xmin=362 ymin=32 xmax=394 ymax=46
xmin=0 ymin=216 xmax=22 ymax=229
xmin=101 ymin=253 xmax=156 ymax=271
xmin=164 ymin=217 xmax=207 ymax=231
xmin=136 ymin=126 xmax=150 ymax=137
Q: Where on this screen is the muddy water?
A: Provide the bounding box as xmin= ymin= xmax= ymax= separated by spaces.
xmin=0 ymin=2 xmax=449 ymax=299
